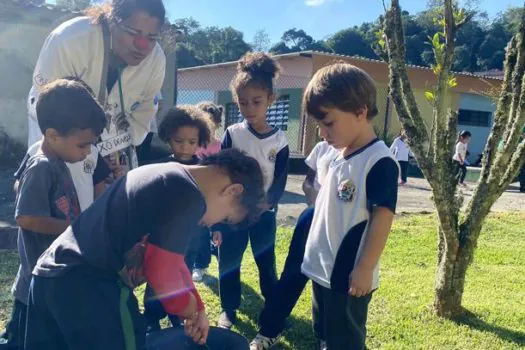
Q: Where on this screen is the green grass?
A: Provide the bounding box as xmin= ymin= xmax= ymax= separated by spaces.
xmin=1 ymin=213 xmax=524 ymax=349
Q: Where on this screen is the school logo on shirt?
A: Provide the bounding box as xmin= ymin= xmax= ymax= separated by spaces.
xmin=83 ymin=158 xmax=95 ymax=175
xmin=337 ymin=179 xmax=356 ymax=202
xmin=34 ymin=74 xmax=47 ymax=86
xmin=268 ymin=149 xmax=277 ymax=163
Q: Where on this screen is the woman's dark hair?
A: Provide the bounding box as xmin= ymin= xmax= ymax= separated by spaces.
xmin=200 ymin=149 xmax=266 ymax=225
xmin=158 ymin=105 xmax=212 ymax=147
xmin=85 ymin=0 xmax=165 ymax=26
xmin=196 ymin=102 xmax=224 ymax=127
xmin=230 ymin=52 xmax=281 ymax=101
xmin=37 ymin=79 xmax=106 ymax=137
xmin=303 ymin=61 xmax=378 ymax=120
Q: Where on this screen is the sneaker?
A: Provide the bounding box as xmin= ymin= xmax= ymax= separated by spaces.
xmin=192 ymin=268 xmax=207 ymax=282
xmin=320 ymin=340 xmax=328 ymax=350
xmin=249 ymin=333 xmax=281 ymax=350
xmin=217 ymin=310 xmax=237 ymax=329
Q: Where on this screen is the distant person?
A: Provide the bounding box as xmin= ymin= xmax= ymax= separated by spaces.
xmin=389 ymin=130 xmax=412 ymax=185
xmin=196 ymin=102 xmax=224 ymax=158
xmin=193 ymin=102 xmax=226 ymax=282
xmin=453 ymin=130 xmax=472 ymax=187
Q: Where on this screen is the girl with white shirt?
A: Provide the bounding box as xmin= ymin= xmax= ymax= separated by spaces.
xmin=453 ymin=130 xmax=472 ymax=186
xmin=389 ymin=131 xmax=412 ymax=185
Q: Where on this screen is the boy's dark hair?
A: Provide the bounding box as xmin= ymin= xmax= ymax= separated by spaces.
xmin=158 ymin=105 xmax=212 ymax=147
xmin=85 ymin=0 xmax=166 ymax=26
xmin=196 ymin=102 xmax=224 ymax=127
xmin=37 ymin=78 xmax=107 ymax=137
xmin=303 ymin=62 xmax=378 ymax=120
xmin=230 ymin=52 xmax=281 ymax=101
xmin=201 ymin=149 xmax=266 ymax=225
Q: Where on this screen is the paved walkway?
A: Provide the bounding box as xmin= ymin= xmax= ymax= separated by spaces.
xmin=1 ymin=170 xmax=524 ymax=247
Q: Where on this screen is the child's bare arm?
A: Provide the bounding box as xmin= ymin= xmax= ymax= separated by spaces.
xmin=16 ymin=216 xmax=71 ymax=235
xmin=349 ymin=207 xmax=394 ymax=297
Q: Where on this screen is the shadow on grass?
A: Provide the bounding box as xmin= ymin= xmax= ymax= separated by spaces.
xmin=453 ymin=309 xmax=525 ymax=346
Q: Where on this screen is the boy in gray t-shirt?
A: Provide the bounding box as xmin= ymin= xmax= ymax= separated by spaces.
xmin=2 ymin=78 xmax=106 ymax=350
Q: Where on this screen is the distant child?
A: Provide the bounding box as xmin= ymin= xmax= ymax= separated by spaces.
xmin=390 ymin=129 xmax=412 ymax=185
xmin=217 ymin=52 xmax=289 ymax=329
xmin=6 ymin=79 xmax=106 ymax=350
xmin=196 ymin=102 xmax=224 ymax=158
xmin=193 ymin=101 xmax=225 ymax=282
xmin=453 ymin=130 xmax=472 ymax=187
xmin=24 ymin=149 xmax=266 ymax=349
xmin=250 ymin=140 xmax=337 ymax=349
xmin=301 ymin=62 xmax=399 ymax=350
xmin=143 ymin=105 xmax=213 ymax=331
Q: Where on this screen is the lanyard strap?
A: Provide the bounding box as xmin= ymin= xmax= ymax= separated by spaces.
xmin=117 ymin=67 xmax=125 ymax=114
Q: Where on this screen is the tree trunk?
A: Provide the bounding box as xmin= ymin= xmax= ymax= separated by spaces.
xmin=434 ymin=239 xmax=470 ymax=318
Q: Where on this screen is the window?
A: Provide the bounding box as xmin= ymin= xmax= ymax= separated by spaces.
xmin=457 ymin=109 xmax=491 ymax=127
xmin=225 ymin=95 xmax=290 ymax=130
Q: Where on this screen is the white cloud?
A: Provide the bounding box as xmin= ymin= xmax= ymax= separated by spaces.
xmin=305 ymin=0 xmax=331 ymax=7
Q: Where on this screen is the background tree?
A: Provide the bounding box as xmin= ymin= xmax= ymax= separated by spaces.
xmin=170 ymin=18 xmax=251 ymax=68
xmin=270 ymin=28 xmax=329 ymax=54
xmin=383 ymin=0 xmax=525 ymax=317
xmin=251 ymin=29 xmax=271 ymax=52
xmin=326 ymin=28 xmax=377 ymax=58
xmin=55 ymin=0 xmax=90 ymax=11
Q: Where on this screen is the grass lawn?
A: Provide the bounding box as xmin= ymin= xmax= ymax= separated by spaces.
xmin=0 ymin=213 xmax=524 ymax=349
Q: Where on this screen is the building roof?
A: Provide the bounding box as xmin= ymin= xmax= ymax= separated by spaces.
xmin=179 ymin=50 xmax=503 ymax=81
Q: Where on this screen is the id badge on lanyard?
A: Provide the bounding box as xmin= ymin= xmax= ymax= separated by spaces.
xmin=97 ymin=69 xmax=138 ymax=171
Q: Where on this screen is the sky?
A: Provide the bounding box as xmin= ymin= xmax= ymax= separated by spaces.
xmin=161 ymin=0 xmax=524 ymax=44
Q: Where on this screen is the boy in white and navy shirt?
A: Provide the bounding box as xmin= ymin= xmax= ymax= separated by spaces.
xmin=301 ymin=63 xmax=399 ymax=350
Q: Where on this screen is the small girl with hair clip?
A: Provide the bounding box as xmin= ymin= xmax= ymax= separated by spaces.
xmin=216 ymin=52 xmax=289 ymax=330
xmin=196 ymin=102 xmax=224 ymax=158
xmin=192 ymin=101 xmax=225 ymax=282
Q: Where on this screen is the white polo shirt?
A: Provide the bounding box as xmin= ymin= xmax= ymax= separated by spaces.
xmin=302 ymin=139 xmax=399 ymax=292
xmin=305 ymin=141 xmax=339 ymax=190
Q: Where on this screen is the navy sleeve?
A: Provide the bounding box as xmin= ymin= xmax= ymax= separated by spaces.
xmin=221 ymin=129 xmax=232 ymax=150
xmin=366 ymin=157 xmax=399 ymax=213
xmin=267 ymin=145 xmax=290 ymax=207
xmin=92 ymin=154 xmax=111 ymax=186
xmin=16 ymin=161 xmax=53 ymax=218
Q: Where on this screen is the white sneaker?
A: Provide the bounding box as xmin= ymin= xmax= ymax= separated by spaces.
xmin=192 ymin=268 xmax=207 ymax=282
xmin=320 ymin=340 xmax=328 ymax=350
xmin=249 ymin=333 xmax=281 ymax=350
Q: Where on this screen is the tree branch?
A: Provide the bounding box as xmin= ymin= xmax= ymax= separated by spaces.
xmin=384 ymin=0 xmax=433 ymax=180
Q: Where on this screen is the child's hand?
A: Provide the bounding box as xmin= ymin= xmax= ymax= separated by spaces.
xmin=349 ymin=265 xmax=373 ymax=297
xmin=212 ymin=231 xmax=222 ymax=247
xmin=184 ymin=311 xmax=209 ymax=345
